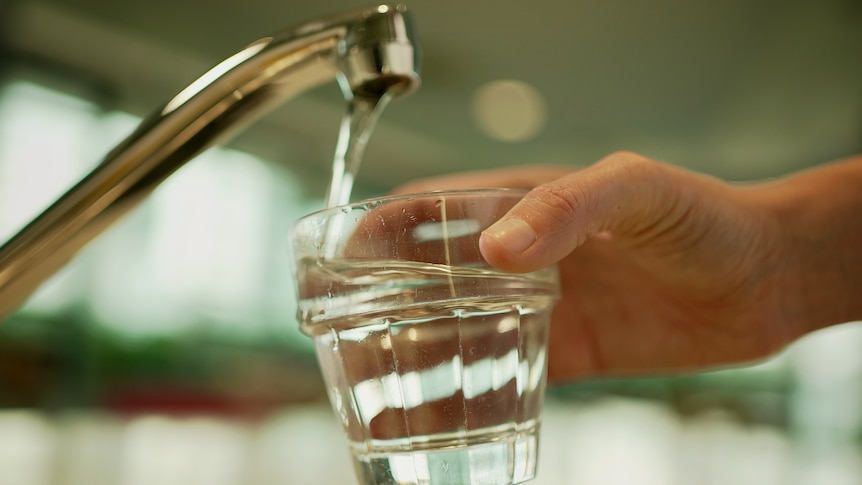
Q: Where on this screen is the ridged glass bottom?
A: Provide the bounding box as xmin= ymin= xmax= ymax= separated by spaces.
xmin=304 ymin=260 xmax=556 ymax=485
xmin=352 ymin=428 xmax=539 ymax=485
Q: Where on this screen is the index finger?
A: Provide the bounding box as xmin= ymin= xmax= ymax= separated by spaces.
xmin=391 ymin=165 xmax=577 ymax=195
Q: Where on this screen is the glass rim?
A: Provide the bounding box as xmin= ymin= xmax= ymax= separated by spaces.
xmin=294 ymin=187 xmax=530 ymax=223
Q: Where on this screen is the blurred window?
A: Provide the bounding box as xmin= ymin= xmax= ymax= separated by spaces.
xmin=0 ymin=75 xmax=318 ymax=342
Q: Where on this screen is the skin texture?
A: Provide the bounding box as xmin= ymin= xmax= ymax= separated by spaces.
xmin=394 ymin=151 xmax=862 ymax=384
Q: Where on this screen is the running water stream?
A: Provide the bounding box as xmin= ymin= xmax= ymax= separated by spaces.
xmin=324 ymin=91 xmax=394 ymax=208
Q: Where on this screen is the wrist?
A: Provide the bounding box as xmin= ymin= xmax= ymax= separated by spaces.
xmin=754 ymin=156 xmax=862 ymax=337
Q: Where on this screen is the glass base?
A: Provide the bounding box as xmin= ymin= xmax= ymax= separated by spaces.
xmin=352 ymin=431 xmax=538 ymax=485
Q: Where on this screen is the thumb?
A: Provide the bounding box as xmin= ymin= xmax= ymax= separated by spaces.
xmin=479 ymin=152 xmax=681 ymax=273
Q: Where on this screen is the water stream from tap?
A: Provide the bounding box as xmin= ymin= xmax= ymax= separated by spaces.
xmin=325 ymin=91 xmax=394 ymax=208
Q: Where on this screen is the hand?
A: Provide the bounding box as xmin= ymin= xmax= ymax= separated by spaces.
xmin=394 ymin=151 xmax=841 ymax=383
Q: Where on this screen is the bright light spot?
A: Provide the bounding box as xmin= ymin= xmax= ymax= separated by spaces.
xmin=0 ymin=81 xmax=97 ymax=242
xmin=414 ymin=219 xmax=480 ymax=242
xmin=254 ymin=408 xmax=354 ymax=484
xmin=350 ymin=347 xmax=531 ymax=421
xmin=0 ymin=81 xmax=102 ymax=313
xmin=471 ymin=79 xmax=547 ymax=142
xmin=561 ymin=401 xmax=676 ymax=485
xmin=88 ymin=145 xmax=277 ymax=332
xmin=496 ymin=314 xmax=519 ymax=333
xmin=392 ymin=453 xmax=426 ymax=483
xmin=121 ymin=416 xmax=248 ymax=485
xmin=0 ymin=411 xmax=55 ymax=485
xmin=791 ymin=322 xmax=862 ymax=390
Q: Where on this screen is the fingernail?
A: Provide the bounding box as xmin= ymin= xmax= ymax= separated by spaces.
xmin=483 ymin=218 xmax=537 ymax=254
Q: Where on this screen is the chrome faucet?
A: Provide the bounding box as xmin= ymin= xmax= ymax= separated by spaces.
xmin=0 ymin=4 xmax=420 ymax=319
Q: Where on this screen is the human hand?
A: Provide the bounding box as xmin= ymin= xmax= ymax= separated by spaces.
xmin=394 ymin=151 xmax=809 ymax=383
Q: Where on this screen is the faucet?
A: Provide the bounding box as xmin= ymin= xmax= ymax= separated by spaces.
xmin=0 ymin=4 xmax=420 ymax=319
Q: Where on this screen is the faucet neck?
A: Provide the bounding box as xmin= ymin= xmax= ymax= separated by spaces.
xmin=0 ymin=4 xmax=420 ymax=319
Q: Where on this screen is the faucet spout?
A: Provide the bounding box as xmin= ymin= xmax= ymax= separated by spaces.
xmin=0 ymin=4 xmax=420 ymax=319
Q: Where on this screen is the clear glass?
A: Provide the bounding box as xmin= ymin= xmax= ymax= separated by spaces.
xmin=290 ymin=189 xmax=560 ymax=485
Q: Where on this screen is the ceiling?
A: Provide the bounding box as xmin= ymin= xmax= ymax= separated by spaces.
xmin=3 ymin=0 xmax=862 ymax=194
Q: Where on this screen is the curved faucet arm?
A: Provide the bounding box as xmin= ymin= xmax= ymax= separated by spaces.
xmin=0 ymin=4 xmax=420 ymax=319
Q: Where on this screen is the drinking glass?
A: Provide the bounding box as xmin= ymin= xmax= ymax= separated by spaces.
xmin=290 ymin=189 xmax=559 ymax=485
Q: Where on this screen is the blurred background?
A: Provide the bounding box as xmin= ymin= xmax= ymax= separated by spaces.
xmin=1 ymin=0 xmax=861 ymax=483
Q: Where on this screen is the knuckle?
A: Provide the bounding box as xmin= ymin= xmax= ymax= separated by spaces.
xmin=529 ymin=182 xmax=589 ymax=224
xmin=606 ymin=149 xmax=644 ymax=161
xmin=600 ymin=151 xmax=668 ymax=187
xmin=599 ymin=150 xmax=649 ymax=167
xmin=604 ymin=150 xmax=654 ymax=171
